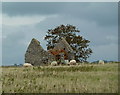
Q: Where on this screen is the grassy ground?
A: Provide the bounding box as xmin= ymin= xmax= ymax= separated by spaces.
xmin=1 ymin=63 xmax=118 ymax=93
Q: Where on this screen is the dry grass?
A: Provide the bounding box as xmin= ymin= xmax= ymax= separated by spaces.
xmin=0 ymin=67 xmax=2 ymax=94
xmin=1 ymin=63 xmax=118 ymax=93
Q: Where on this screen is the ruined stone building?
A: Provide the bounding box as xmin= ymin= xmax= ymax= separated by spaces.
xmin=25 ymin=37 xmax=75 ymax=66
xmin=25 ymin=38 xmax=55 ymax=66
xmin=48 ymin=37 xmax=75 ymax=61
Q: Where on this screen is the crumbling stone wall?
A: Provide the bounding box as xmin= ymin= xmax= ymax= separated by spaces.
xmin=48 ymin=37 xmax=75 ymax=61
xmin=25 ymin=38 xmax=55 ymax=66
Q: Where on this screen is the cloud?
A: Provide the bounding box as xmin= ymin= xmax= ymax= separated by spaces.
xmin=2 ymin=2 xmax=118 ymax=27
xmin=88 ymin=43 xmax=118 ymax=62
xmin=62 ymin=2 xmax=118 ymax=26
xmin=106 ymin=35 xmax=118 ymax=42
xmin=3 ymin=30 xmax=26 ymax=65
xmin=0 ymin=3 xmax=2 ymax=66
xmin=2 ymin=2 xmax=65 ymax=16
xmin=2 ymin=13 xmax=58 ymax=26
xmin=2 ymin=24 xmax=48 ymax=65
xmin=0 ymin=14 xmax=2 ymax=25
xmin=3 ymin=14 xmax=47 ymax=26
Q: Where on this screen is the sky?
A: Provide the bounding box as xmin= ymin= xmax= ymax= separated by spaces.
xmin=1 ymin=2 xmax=118 ymax=65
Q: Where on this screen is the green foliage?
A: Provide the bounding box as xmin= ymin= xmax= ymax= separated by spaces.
xmin=44 ymin=24 xmax=92 ymax=62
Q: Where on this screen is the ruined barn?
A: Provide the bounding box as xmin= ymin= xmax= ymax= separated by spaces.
xmin=25 ymin=37 xmax=75 ymax=66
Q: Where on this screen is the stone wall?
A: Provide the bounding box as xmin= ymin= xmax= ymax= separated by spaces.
xmin=25 ymin=38 xmax=55 ymax=66
xmin=48 ymin=37 xmax=75 ymax=61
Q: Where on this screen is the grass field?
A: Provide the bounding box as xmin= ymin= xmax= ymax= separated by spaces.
xmin=1 ymin=63 xmax=118 ymax=93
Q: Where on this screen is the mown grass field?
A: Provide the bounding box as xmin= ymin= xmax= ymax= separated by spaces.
xmin=1 ymin=63 xmax=118 ymax=93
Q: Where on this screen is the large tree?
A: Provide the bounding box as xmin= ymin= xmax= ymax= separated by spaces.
xmin=44 ymin=24 xmax=92 ymax=62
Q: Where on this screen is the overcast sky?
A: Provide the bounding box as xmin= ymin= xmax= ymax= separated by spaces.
xmin=2 ymin=2 xmax=118 ymax=65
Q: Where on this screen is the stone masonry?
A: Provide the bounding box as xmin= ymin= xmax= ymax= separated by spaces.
xmin=25 ymin=38 xmax=55 ymax=66
xmin=48 ymin=37 xmax=75 ymax=61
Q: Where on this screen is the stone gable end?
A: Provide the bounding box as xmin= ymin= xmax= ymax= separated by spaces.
xmin=25 ymin=38 xmax=55 ymax=66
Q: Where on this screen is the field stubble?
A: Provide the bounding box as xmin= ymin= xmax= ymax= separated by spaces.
xmin=1 ymin=63 xmax=118 ymax=93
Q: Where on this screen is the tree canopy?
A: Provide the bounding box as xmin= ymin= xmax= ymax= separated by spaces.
xmin=44 ymin=24 xmax=92 ymax=62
